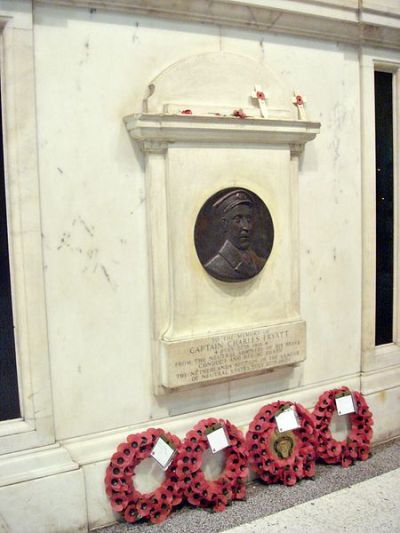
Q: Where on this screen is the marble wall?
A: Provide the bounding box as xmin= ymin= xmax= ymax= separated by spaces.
xmin=33 ymin=4 xmax=362 ymax=440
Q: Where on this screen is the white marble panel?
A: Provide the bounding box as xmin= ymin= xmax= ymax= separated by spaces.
xmin=166 ymin=144 xmax=296 ymax=337
xmin=0 ymin=470 xmax=87 ymax=533
xmin=33 ymin=5 xmax=221 ymax=439
xmin=362 ymin=385 xmax=400 ymax=443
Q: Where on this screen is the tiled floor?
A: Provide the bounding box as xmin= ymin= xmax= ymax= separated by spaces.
xmin=225 ymin=467 xmax=400 ymax=532
xmin=97 ymin=438 xmax=400 ymax=533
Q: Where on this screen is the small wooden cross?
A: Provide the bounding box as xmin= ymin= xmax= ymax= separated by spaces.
xmin=292 ymin=91 xmax=307 ymax=120
xmin=251 ymin=84 xmax=268 ymax=118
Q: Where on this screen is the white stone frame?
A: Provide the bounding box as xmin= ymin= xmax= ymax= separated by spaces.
xmin=361 ymin=48 xmax=400 ymax=387
xmin=125 ymin=113 xmax=320 ymax=394
xmin=0 ymin=3 xmax=54 ymax=455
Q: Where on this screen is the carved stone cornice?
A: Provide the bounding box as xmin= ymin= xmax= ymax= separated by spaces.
xmin=36 ymin=0 xmax=400 ymax=50
xmin=124 ymin=113 xmax=321 ymax=150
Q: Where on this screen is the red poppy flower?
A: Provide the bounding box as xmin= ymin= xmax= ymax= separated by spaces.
xmin=327 ymin=441 xmax=343 ymax=458
xmin=303 ymin=461 xmax=316 ymax=478
xmin=341 ymin=455 xmax=352 ymax=468
xmin=295 ymin=95 xmax=304 ymax=105
xmin=124 ymin=504 xmax=138 ymax=523
xmin=175 ymin=460 xmax=194 ymax=479
xmin=259 ymin=406 xmax=273 ymax=418
xmin=110 ymin=451 xmax=131 ymax=469
xmin=145 ymin=427 xmax=160 ymax=443
xmin=181 ymin=109 xmax=193 ymax=115
xmin=363 ymin=427 xmax=373 ymax=440
xmin=186 ymin=430 xmax=207 ymax=449
xmin=256 ymin=90 xmax=265 ymax=100
xmin=358 ymin=444 xmax=369 ymax=460
xmin=352 ymin=431 xmax=366 ymax=444
xmin=127 ymin=433 xmax=142 ymax=452
xmin=213 ymin=499 xmax=227 ymax=512
xmin=136 ymin=498 xmax=151 ymax=518
xmin=299 ymin=444 xmax=315 ymax=460
xmin=117 ymin=442 xmax=134 ymax=460
xmin=282 ymin=467 xmax=297 ymax=486
xmin=171 ymin=492 xmax=183 ymax=506
xmin=187 ymin=489 xmax=203 ymax=506
xmin=155 ymin=487 xmax=173 ymax=506
xmin=149 ymin=508 xmax=169 ymax=524
xmin=293 ymin=462 xmax=304 ymax=478
xmin=232 ymin=481 xmax=247 ymax=500
xmin=108 ymin=477 xmax=126 ymax=492
xmin=249 ymin=419 xmax=265 ymax=433
xmin=317 ymin=408 xmax=328 ymax=418
xmin=111 ymin=494 xmax=128 ymax=513
xmin=233 ymin=108 xmax=247 ymax=119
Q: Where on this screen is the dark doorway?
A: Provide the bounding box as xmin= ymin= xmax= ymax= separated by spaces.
xmin=0 ymin=83 xmax=20 ymax=420
xmin=375 ymin=71 xmax=394 ymax=346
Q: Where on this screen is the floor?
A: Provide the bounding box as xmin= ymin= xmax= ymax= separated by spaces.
xmin=97 ymin=438 xmax=400 ymax=533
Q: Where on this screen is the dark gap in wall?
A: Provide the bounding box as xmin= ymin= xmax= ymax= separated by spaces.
xmin=0 ymin=79 xmax=20 ymax=421
xmin=375 ymin=71 xmax=394 ymax=346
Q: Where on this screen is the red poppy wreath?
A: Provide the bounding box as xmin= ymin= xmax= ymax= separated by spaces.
xmin=175 ymin=417 xmax=248 ymax=513
xmin=246 ymin=401 xmax=317 ymax=486
xmin=313 ymin=386 xmax=373 ymax=467
xmin=105 ymin=428 xmax=182 ymax=525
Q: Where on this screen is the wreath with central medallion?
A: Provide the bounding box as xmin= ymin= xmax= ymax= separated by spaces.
xmin=246 ymin=401 xmax=317 ymax=486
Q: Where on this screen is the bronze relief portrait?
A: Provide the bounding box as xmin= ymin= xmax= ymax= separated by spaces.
xmin=194 ymin=187 xmax=274 ymax=282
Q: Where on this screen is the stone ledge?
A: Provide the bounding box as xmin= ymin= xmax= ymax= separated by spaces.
xmin=0 ymin=443 xmax=78 ymax=487
xmin=36 ymin=0 xmax=400 ymax=50
xmin=124 ymin=113 xmax=321 ymax=150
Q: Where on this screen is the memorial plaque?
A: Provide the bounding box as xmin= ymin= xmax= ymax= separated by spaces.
xmin=194 ymin=187 xmax=274 ymax=282
xmin=161 ymin=321 xmax=306 ymax=389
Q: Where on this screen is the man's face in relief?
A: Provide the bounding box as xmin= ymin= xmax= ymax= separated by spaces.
xmin=223 ymin=203 xmax=254 ymax=251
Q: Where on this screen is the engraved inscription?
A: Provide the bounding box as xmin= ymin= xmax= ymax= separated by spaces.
xmin=162 ymin=321 xmax=305 ymax=388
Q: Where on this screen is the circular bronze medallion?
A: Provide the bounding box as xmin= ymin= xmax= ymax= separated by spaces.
xmin=194 ymin=187 xmax=274 ymax=282
xmin=270 ymin=430 xmax=296 ymax=460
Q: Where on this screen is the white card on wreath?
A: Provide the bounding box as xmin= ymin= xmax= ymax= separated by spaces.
xmin=207 ymin=426 xmax=230 ymax=454
xmin=150 ymin=436 xmax=176 ymax=470
xmin=275 ymin=406 xmax=300 ymax=433
xmin=335 ymin=394 xmax=355 ymax=416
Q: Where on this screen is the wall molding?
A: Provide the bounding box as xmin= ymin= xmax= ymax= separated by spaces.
xmin=0 ymin=444 xmax=78 ymax=487
xmin=0 ymin=5 xmax=54 ymax=455
xmin=36 ymin=0 xmax=400 ymax=50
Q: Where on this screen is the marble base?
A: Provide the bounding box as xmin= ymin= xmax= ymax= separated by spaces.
xmin=0 ymin=470 xmax=87 ymax=533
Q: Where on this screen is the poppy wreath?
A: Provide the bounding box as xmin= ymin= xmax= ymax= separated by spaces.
xmin=246 ymin=401 xmax=317 ymax=486
xmin=105 ymin=428 xmax=182 ymax=525
xmin=175 ymin=417 xmax=248 ymax=512
xmin=313 ymin=386 xmax=373 ymax=468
